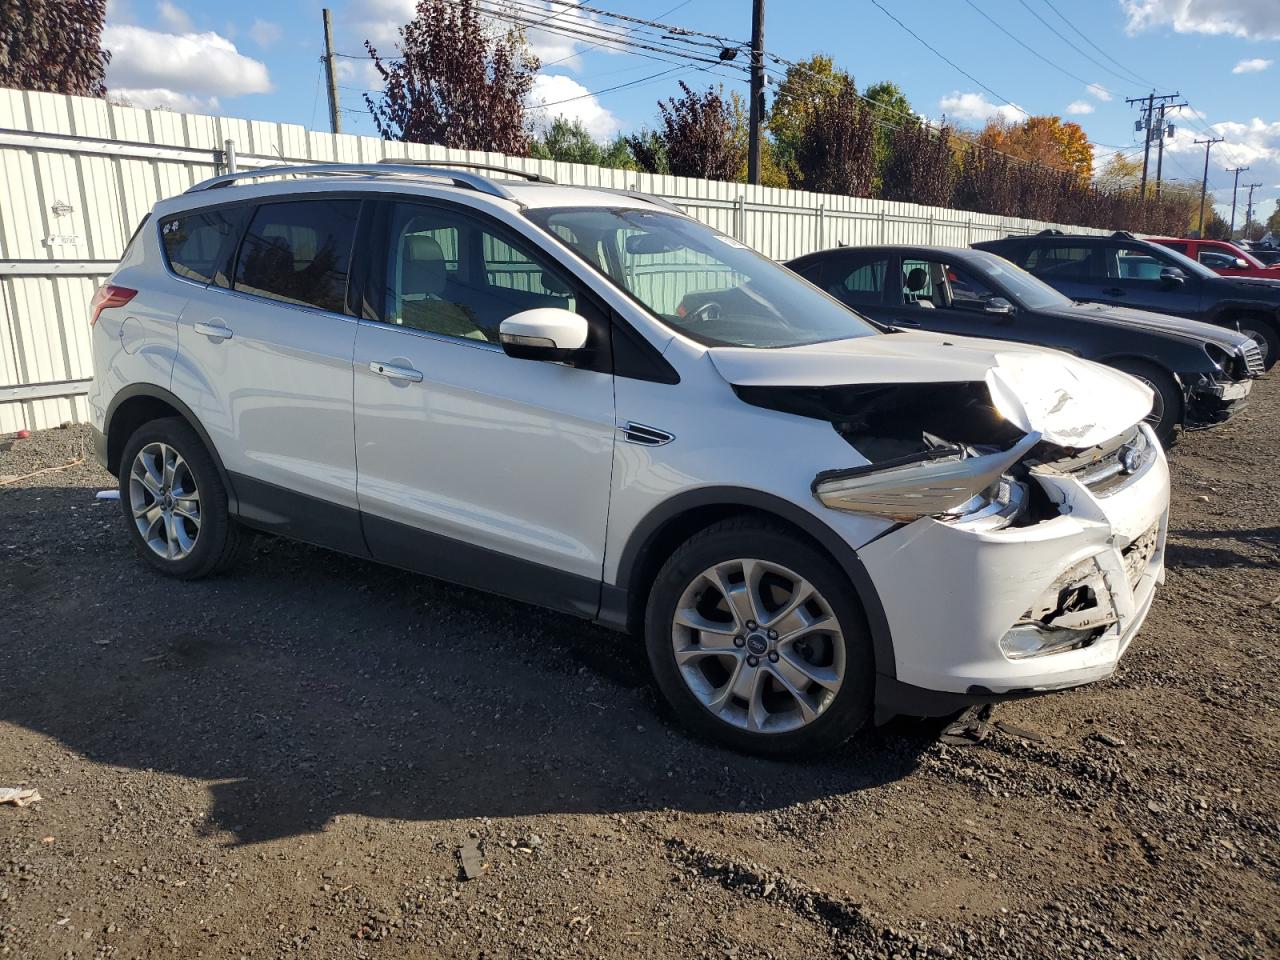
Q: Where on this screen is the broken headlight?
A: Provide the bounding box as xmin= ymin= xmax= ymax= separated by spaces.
xmin=812 ymin=432 xmax=1039 ymax=529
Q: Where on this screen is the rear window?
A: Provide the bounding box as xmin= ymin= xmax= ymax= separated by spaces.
xmin=233 ymin=200 xmax=360 ymax=313
xmin=1024 ymin=244 xmax=1093 ymax=279
xmin=160 ymin=208 xmax=238 ymax=285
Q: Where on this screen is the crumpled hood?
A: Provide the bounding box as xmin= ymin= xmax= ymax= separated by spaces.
xmin=1051 ymin=302 xmax=1253 ymax=351
xmin=710 ymin=331 xmax=1152 ymax=448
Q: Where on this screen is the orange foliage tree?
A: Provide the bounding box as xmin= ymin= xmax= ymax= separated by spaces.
xmin=977 ymin=116 xmax=1093 ymax=184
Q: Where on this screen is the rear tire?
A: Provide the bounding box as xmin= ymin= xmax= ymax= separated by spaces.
xmin=1112 ymin=360 xmax=1182 ymax=448
xmin=643 ymin=517 xmax=875 ymax=757
xmin=118 ymin=417 xmax=250 ymax=579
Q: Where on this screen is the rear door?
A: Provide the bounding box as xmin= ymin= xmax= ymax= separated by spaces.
xmin=171 ymin=197 xmax=365 ymax=551
xmin=351 ymin=198 xmax=615 ymax=615
xmin=1014 ymin=241 xmax=1102 ymax=302
xmin=1093 ymin=241 xmax=1203 ymax=317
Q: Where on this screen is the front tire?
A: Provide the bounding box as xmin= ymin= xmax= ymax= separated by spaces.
xmin=1113 ymin=360 xmax=1182 ymax=448
xmin=644 ymin=518 xmax=875 ymax=757
xmin=118 ymin=417 xmax=249 ymax=579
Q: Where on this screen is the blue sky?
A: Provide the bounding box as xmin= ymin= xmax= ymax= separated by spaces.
xmin=103 ymin=0 xmax=1280 ymax=223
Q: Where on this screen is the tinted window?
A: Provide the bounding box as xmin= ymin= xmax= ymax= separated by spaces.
xmin=832 ymin=257 xmax=888 ymax=306
xmin=381 ymin=202 xmax=575 ymax=343
xmin=161 ymin=208 xmax=238 ymax=285
xmin=1200 ymin=250 xmax=1237 ymax=268
xmin=234 ymin=200 xmax=359 ymax=312
xmin=1160 ymin=241 xmax=1189 ymax=254
xmin=1024 ymin=244 xmax=1093 ymax=279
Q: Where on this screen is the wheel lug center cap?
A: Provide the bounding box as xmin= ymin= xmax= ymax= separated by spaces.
xmin=746 ymin=632 xmax=769 ymax=656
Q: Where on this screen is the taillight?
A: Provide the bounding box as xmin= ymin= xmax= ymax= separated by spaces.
xmin=89 ymin=284 xmax=137 ymax=326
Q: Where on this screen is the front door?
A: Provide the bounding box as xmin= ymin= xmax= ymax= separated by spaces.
xmin=352 ymin=199 xmax=615 ymax=617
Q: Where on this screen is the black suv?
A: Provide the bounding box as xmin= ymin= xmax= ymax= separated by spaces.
xmin=786 ymin=244 xmax=1260 ymax=444
xmin=973 ymin=230 xmax=1280 ymax=369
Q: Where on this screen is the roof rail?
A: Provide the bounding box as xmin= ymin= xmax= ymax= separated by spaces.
xmin=184 ymin=162 xmax=524 ymax=201
xmin=1110 ymin=230 xmax=1136 ymax=240
xmin=593 ymin=187 xmax=686 ymax=215
xmin=377 ymin=157 xmax=555 ymax=184
xmin=1035 ymin=228 xmax=1065 ymax=237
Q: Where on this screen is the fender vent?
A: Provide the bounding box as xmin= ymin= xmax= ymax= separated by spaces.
xmin=621 ymin=422 xmax=675 ymax=446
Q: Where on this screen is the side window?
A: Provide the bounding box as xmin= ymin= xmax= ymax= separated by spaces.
xmin=1109 ymin=245 xmax=1167 ymax=281
xmin=1161 ymin=241 xmax=1189 ymax=255
xmin=160 ymin=208 xmax=239 ymax=285
xmin=831 ymin=257 xmax=888 ymax=306
xmin=945 ymin=264 xmax=999 ymax=310
xmin=380 ymin=202 xmax=576 ymax=343
xmin=901 ymin=258 xmax=936 ymax=306
xmin=1199 ymin=250 xmax=1234 ymax=268
xmin=1024 ymin=244 xmax=1093 ymax=279
xmin=233 ymin=200 xmax=359 ymax=312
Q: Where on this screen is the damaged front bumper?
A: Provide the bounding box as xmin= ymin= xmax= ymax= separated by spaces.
xmin=848 ymin=424 xmax=1169 ymax=718
xmin=1184 ymin=374 xmax=1252 ymax=430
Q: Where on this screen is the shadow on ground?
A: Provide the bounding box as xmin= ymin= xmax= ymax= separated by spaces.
xmin=1165 ymin=525 xmax=1280 ymax=569
xmin=0 ymin=484 xmax=934 ymax=845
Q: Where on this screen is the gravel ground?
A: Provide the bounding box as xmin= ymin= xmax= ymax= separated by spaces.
xmin=1 ymin=377 xmax=1276 ymax=960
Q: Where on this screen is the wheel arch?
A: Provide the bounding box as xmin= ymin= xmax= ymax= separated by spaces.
xmin=104 ymin=384 xmax=238 ymax=513
xmin=608 ymin=487 xmax=897 ymax=681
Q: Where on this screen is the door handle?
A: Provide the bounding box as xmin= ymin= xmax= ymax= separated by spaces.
xmin=1102 ymin=287 xmax=1125 ymax=296
xmin=369 ymin=360 xmax=423 ymax=383
xmin=193 ymin=320 xmax=233 ymax=340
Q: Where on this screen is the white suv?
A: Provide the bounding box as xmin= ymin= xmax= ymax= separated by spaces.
xmin=89 ymin=163 xmax=1170 ymax=755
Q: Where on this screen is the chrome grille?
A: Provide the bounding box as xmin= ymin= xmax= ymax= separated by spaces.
xmin=1240 ymin=340 xmax=1264 ymax=377
xmin=1034 ymin=426 xmax=1151 ymax=497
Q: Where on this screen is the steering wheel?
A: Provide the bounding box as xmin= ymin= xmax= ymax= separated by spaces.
xmin=685 ymin=301 xmax=723 ymax=324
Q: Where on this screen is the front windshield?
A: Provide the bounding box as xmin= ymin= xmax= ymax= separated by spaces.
xmin=525 ymin=206 xmax=879 ymax=348
xmin=966 ymin=250 xmax=1072 ymax=310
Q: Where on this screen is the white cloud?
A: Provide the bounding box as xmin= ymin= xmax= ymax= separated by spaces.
xmin=528 ymin=73 xmax=621 ymax=139
xmin=109 ymin=88 xmax=219 ymax=112
xmin=343 ymin=0 xmax=416 ymax=51
xmin=156 ymin=1 xmax=193 ymax=33
xmin=939 ymin=91 xmax=1025 ymax=125
xmin=248 ymin=18 xmax=282 ymax=49
xmin=1163 ymin=114 xmax=1280 ymax=221
xmin=1086 ymin=82 xmax=1112 ymax=102
xmin=1233 ymin=57 xmax=1273 ymax=74
xmin=103 ymin=24 xmax=272 ymax=105
xmin=1122 ymin=0 xmax=1280 ymax=40
xmin=1066 ymin=100 xmax=1095 ymax=115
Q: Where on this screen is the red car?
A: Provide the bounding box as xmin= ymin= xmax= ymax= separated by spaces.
xmin=1151 ymin=237 xmax=1280 ymax=279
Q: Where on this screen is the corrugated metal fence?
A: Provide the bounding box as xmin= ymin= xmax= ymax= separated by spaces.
xmin=0 ymin=88 xmax=1105 ymax=432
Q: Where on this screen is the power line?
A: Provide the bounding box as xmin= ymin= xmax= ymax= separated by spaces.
xmin=1038 ymin=0 xmax=1150 ymax=88
xmin=540 ymin=0 xmax=693 ymax=68
xmin=1014 ymin=0 xmax=1139 ymax=90
xmin=962 ymin=0 xmax=1096 ymax=90
xmin=867 ymin=0 xmax=1027 ymax=118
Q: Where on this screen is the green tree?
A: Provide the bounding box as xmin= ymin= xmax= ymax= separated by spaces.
xmin=1 ymin=0 xmax=110 ymax=96
xmin=1266 ymin=205 xmax=1280 ymax=237
xmin=529 ymin=117 xmax=635 ymax=169
xmin=767 ymin=55 xmax=854 ymax=185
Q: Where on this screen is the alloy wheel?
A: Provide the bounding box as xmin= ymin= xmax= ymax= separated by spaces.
xmin=128 ymin=442 xmax=201 ymax=561
xmin=670 ymin=558 xmax=845 ymax=734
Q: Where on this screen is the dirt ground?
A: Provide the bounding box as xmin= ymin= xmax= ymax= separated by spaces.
xmin=1 ymin=377 xmax=1277 ymax=960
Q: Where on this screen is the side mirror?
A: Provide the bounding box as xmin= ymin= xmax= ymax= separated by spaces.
xmin=1159 ymin=266 xmax=1186 ymax=287
xmin=499 ymin=308 xmax=589 ymax=363
xmin=984 ymin=296 xmax=1014 ymax=316
xmin=1235 ymin=258 xmax=1249 ymax=269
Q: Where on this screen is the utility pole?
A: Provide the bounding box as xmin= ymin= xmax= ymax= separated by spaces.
xmin=1127 ymin=91 xmax=1180 ymax=202
xmin=322 ymin=8 xmax=342 ymax=135
xmin=1243 ymin=182 xmax=1263 ymax=241
xmin=1153 ymin=99 xmax=1186 ymax=198
xmin=746 ymin=0 xmax=765 ymax=185
xmin=1194 ymin=136 xmax=1223 ymax=235
xmin=1226 ymin=166 xmax=1249 ymax=237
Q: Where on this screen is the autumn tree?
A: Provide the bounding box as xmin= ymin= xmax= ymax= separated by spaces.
xmin=978 ymin=115 xmax=1093 ymax=183
xmin=654 ymin=82 xmax=743 ymax=181
xmin=364 ymin=0 xmax=538 ymax=153
xmin=767 ymin=55 xmax=855 ymax=185
xmin=530 ymin=117 xmax=634 ymax=169
xmin=792 ymin=83 xmax=878 ymax=197
xmin=1095 ymin=152 xmax=1142 ymax=193
xmin=880 ymin=120 xmax=955 ymax=206
xmin=1 ymin=0 xmax=110 ymax=96
xmin=1265 ymin=206 xmax=1280 ymax=238
xmin=1202 ymin=208 xmax=1231 ymax=240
